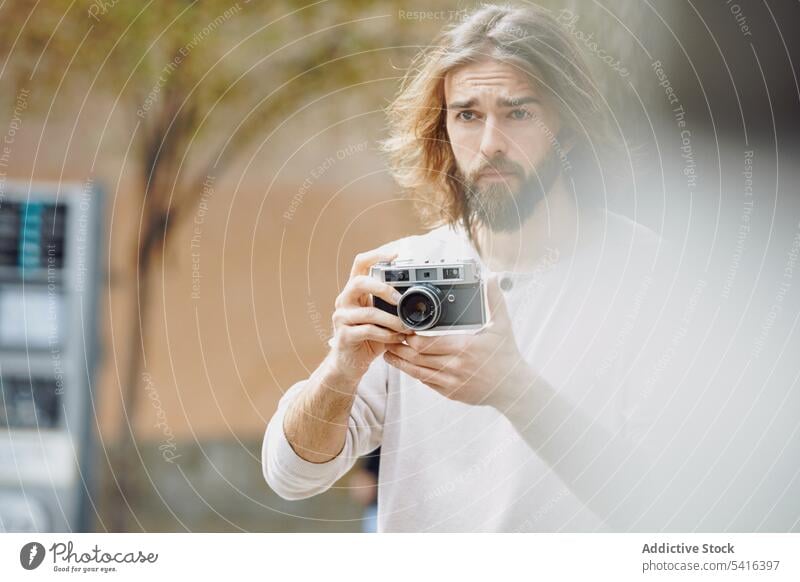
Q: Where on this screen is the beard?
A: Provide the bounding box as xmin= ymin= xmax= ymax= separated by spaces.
xmin=457 ymin=147 xmax=562 ymax=233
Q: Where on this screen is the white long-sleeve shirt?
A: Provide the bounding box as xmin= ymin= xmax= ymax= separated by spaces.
xmin=262 ymin=209 xmax=680 ymax=531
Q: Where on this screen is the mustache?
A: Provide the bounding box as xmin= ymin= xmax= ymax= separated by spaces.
xmin=467 ymin=157 xmax=525 ymax=180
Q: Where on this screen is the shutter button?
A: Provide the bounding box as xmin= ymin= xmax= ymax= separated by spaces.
xmin=499 ymin=276 xmax=513 ymax=291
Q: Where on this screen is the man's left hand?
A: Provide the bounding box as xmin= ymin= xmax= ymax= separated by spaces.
xmin=383 ymin=273 xmax=535 ymax=411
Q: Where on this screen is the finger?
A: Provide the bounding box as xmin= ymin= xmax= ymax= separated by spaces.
xmin=335 ymin=306 xmax=414 ymax=334
xmin=350 ymin=248 xmax=399 ymax=278
xmin=385 ymin=343 xmax=456 ymax=369
xmin=383 ymin=351 xmax=451 ymax=390
xmin=405 ymin=333 xmax=468 ymax=355
xmin=338 ymin=275 xmax=402 ymax=308
xmin=340 ymin=324 xmax=407 ymax=346
xmin=485 ymin=273 xmax=512 ymax=328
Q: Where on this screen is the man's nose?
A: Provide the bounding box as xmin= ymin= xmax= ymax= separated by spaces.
xmin=479 ymin=118 xmax=509 ymax=158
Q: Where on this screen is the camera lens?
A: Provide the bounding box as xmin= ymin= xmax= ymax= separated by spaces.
xmin=397 ymin=284 xmax=444 ymax=330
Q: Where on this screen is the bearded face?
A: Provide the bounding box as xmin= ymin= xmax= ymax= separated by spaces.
xmin=444 ymin=59 xmax=567 ymax=234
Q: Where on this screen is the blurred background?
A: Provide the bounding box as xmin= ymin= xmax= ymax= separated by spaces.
xmin=0 ymin=0 xmax=798 ymax=532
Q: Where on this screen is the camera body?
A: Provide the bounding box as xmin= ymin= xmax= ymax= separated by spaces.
xmin=369 ymin=258 xmax=486 ymax=332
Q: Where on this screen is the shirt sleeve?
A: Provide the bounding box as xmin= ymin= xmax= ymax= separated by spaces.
xmin=262 ymin=354 xmax=388 ymax=500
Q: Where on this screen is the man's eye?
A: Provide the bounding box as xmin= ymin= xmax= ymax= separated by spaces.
xmin=456 ymin=111 xmax=478 ymax=122
xmin=510 ymin=109 xmax=533 ymax=120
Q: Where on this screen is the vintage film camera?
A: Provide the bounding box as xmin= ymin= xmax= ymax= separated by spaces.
xmin=370 ymin=258 xmax=486 ymax=332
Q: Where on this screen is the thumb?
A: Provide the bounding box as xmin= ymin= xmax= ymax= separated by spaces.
xmin=485 ymin=273 xmax=512 ymax=328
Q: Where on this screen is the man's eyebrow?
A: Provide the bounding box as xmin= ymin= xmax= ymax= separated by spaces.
xmin=497 ymin=95 xmax=540 ymax=107
xmin=447 ymin=98 xmax=477 ymax=109
xmin=446 ymin=95 xmax=541 ymax=109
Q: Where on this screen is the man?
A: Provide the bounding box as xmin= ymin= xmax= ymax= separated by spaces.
xmin=263 ymin=3 xmax=681 ymax=531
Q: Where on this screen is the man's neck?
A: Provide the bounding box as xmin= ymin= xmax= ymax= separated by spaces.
xmin=474 ymin=174 xmax=583 ymax=272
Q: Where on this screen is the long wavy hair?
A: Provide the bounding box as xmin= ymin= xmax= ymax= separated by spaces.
xmin=381 ymin=3 xmax=621 ymax=248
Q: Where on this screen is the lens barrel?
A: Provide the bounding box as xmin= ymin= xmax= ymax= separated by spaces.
xmin=397 ymin=283 xmax=444 ymax=330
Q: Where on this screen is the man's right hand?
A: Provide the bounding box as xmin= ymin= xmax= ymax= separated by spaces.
xmin=281 ymin=247 xmax=411 ymax=465
xmin=328 ymin=248 xmax=413 ymax=383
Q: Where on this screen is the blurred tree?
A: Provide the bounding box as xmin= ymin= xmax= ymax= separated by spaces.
xmin=0 ymin=0 xmax=411 ymax=531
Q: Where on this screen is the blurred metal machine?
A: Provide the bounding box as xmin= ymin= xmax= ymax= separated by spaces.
xmin=0 ymin=180 xmax=103 ymax=532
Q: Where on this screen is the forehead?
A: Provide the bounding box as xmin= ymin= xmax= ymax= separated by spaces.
xmin=444 ymin=59 xmax=537 ymax=100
